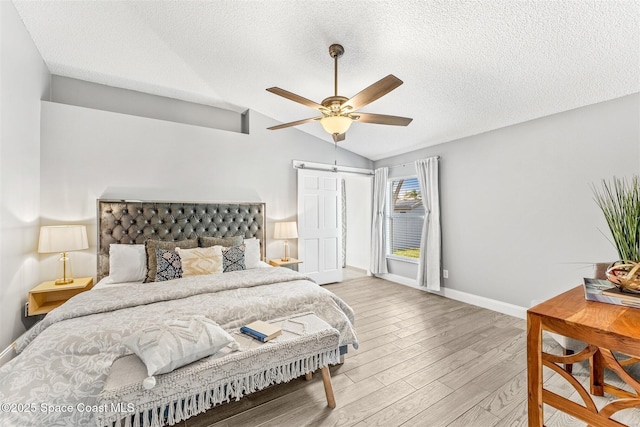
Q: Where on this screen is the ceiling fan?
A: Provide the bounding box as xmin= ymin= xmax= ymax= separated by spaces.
xmin=266 ymin=44 xmax=413 ymax=142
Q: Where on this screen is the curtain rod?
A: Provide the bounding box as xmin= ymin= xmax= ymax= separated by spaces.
xmin=388 ymin=155 xmax=440 ymax=170
xmin=292 ymin=160 xmax=374 ymax=176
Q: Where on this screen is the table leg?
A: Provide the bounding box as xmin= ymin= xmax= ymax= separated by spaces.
xmin=527 ymin=312 xmax=543 ymax=427
xmin=590 ymin=348 xmax=605 ymax=396
xmin=321 ymin=366 xmax=336 ymax=409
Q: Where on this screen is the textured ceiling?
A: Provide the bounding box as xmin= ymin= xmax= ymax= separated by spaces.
xmin=13 ymin=0 xmax=640 ymax=161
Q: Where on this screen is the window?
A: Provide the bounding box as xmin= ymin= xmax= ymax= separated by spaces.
xmin=386 ymin=177 xmax=424 ymax=260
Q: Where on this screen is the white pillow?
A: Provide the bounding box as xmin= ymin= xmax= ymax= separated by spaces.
xmin=124 ymin=315 xmax=238 ymax=389
xmin=108 ymin=244 xmax=146 ymax=284
xmin=244 ymin=238 xmax=261 ymax=269
xmin=175 ymin=246 xmax=223 ymax=276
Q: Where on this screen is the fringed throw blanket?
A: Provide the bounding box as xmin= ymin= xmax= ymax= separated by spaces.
xmin=97 ymin=316 xmax=340 ymax=427
xmin=0 ymin=268 xmax=357 ymax=426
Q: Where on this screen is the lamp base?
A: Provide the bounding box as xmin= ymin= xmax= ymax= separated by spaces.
xmin=282 ymin=240 xmax=290 ymax=262
xmin=55 ymin=252 xmax=74 ymax=285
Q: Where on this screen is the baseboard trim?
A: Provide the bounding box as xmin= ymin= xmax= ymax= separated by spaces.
xmin=379 ymin=273 xmax=527 ymax=319
xmin=344 ymin=265 xmax=370 ymax=276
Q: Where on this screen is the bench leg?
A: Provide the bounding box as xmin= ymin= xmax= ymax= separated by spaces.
xmin=321 ymin=366 xmax=336 ymax=409
xmin=305 ymin=372 xmax=312 ymax=381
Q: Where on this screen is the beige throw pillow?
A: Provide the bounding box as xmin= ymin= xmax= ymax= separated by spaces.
xmin=176 ymin=246 xmax=223 ymax=277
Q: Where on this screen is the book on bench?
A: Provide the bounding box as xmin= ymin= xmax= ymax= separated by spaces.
xmin=240 ymin=320 xmax=282 ymax=342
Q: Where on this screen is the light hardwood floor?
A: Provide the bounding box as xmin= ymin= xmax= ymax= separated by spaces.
xmin=185 ymin=275 xmax=640 ymax=427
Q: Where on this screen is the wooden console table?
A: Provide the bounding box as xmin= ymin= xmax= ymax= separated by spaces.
xmin=527 ymin=285 xmax=640 ymax=426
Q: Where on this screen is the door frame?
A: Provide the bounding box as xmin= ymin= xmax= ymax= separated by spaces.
xmin=293 ymin=161 xmax=373 ymax=282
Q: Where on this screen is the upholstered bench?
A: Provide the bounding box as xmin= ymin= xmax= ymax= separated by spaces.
xmin=96 ymin=313 xmax=340 ymax=427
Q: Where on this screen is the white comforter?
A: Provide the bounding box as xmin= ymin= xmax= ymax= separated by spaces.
xmin=0 ymin=268 xmax=357 ymax=426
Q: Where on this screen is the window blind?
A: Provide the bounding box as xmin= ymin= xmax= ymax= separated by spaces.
xmin=386 ymin=177 xmax=424 ymax=259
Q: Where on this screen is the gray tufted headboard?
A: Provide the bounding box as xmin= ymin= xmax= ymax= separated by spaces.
xmin=97 ymin=199 xmax=266 ymax=281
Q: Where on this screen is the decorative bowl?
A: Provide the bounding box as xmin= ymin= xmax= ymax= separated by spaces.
xmin=606 ymin=261 xmax=640 ymax=294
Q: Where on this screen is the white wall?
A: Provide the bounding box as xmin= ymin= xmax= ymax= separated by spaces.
xmin=51 ymin=76 xmax=245 ymax=133
xmin=0 ymin=1 xmax=50 ymax=351
xmin=39 ymin=101 xmax=373 ymax=279
xmin=375 ymin=94 xmax=640 ymax=310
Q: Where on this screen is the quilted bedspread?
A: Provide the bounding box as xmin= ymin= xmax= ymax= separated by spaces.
xmin=0 ymin=268 xmax=357 ymax=426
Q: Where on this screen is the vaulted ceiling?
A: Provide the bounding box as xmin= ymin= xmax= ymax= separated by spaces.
xmin=13 ymin=0 xmax=639 ymax=160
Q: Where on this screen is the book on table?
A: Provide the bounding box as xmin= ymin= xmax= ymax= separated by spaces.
xmin=602 ymin=286 xmax=640 ymax=307
xmin=583 ymin=278 xmax=640 ymax=308
xmin=240 ymin=320 xmax=282 ymax=342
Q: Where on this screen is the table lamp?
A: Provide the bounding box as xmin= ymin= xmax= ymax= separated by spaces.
xmin=38 ymin=225 xmax=89 ymax=284
xmin=273 ymin=221 xmax=298 ymax=261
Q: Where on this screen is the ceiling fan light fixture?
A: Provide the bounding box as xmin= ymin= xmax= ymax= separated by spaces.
xmin=266 ymin=44 xmax=411 ymax=140
xmin=320 ymin=115 xmax=352 ymax=136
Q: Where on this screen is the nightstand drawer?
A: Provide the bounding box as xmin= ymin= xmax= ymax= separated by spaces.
xmin=28 ymin=277 xmax=93 ymax=316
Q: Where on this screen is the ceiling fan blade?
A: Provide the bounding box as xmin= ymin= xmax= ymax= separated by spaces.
xmin=341 ymin=75 xmax=403 ymax=111
xmin=352 ymin=113 xmax=413 ymax=126
xmin=332 ymin=133 xmax=346 ymax=142
xmin=266 ymin=87 xmax=324 ymax=110
xmin=267 ymin=117 xmax=322 ymax=130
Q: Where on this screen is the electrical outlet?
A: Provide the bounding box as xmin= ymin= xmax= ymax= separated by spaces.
xmin=443 ymin=269 xmax=449 ymax=279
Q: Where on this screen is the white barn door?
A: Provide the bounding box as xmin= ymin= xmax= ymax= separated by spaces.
xmin=297 ymin=169 xmax=343 ymax=284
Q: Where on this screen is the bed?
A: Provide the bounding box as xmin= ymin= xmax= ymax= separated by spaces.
xmin=0 ymin=200 xmax=357 ymax=427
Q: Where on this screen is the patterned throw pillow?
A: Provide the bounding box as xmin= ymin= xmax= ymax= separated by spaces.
xmin=222 ymin=244 xmax=246 ymax=272
xmin=144 ymin=239 xmax=197 ymax=282
xmin=176 ymin=246 xmax=223 ymax=276
xmin=155 ymin=248 xmax=183 ymax=282
xmin=123 ymin=315 xmax=239 ymax=389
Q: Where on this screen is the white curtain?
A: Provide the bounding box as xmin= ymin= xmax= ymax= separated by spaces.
xmin=415 ymin=157 xmax=441 ymax=290
xmin=370 ymin=167 xmax=388 ymax=275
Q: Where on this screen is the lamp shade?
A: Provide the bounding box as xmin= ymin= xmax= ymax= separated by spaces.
xmin=38 ymin=225 xmax=89 ymax=253
xmin=273 ymin=222 xmax=298 ymax=240
xmin=320 ymin=115 xmax=352 ymax=135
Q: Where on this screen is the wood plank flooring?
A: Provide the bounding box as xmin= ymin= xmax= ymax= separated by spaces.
xmin=184 ymin=275 xmax=640 ymax=427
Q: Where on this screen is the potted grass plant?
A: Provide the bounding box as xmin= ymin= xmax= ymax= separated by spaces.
xmin=593 ymin=176 xmax=640 ymax=293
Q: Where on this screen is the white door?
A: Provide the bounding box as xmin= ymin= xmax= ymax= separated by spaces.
xmin=297 ymin=169 xmax=343 ymax=284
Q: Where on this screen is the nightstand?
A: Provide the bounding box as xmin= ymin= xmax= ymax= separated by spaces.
xmin=269 ymin=258 xmax=303 ymax=270
xmin=28 ymin=277 xmax=94 ymax=316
